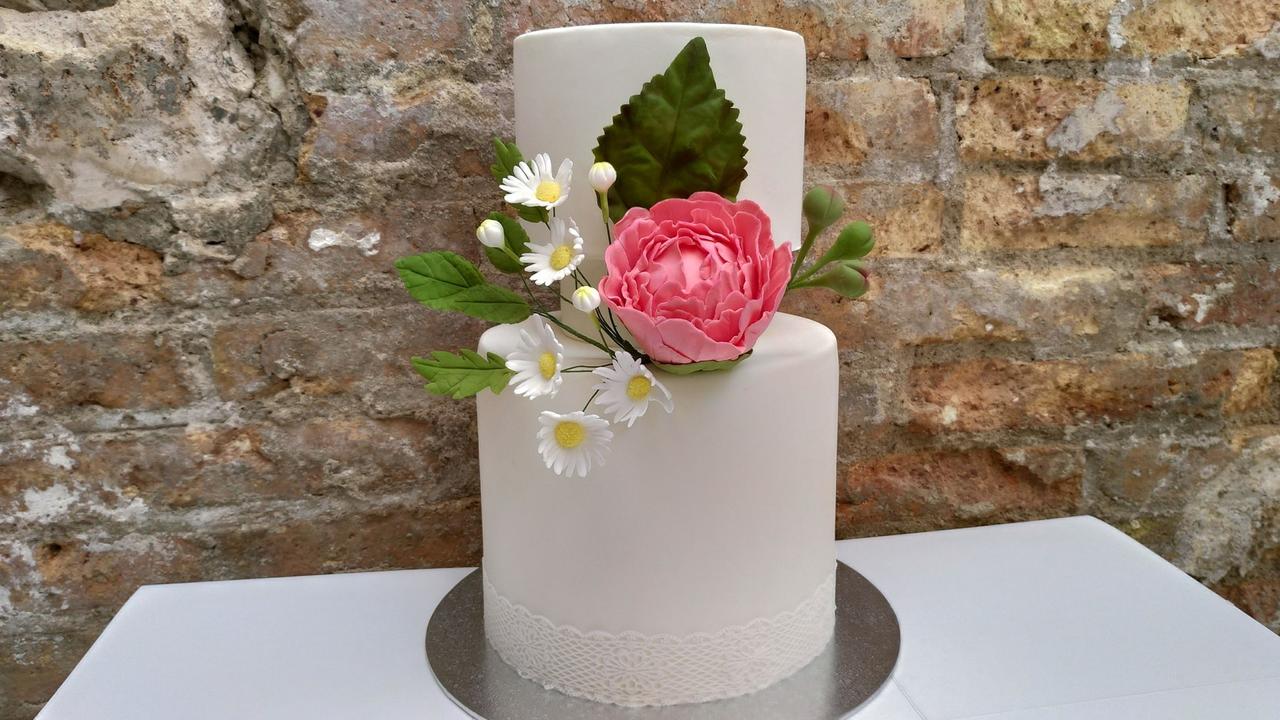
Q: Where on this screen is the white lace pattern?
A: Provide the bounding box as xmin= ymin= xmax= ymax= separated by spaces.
xmin=482 ymin=568 xmax=836 ymax=707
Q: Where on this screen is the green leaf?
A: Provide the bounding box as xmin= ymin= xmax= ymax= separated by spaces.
xmin=593 ymin=36 xmax=748 ymax=220
xmin=482 ymin=213 xmax=532 ymax=274
xmin=395 ymin=251 xmax=531 ymax=323
xmin=651 ymin=350 xmax=752 ymax=375
xmin=412 ymin=350 xmax=513 ymax=398
xmin=489 ymin=138 xmax=524 ymax=184
xmin=515 ymin=205 xmax=549 ymax=224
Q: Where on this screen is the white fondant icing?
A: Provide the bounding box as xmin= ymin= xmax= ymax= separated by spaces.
xmin=477 ymin=313 xmax=837 ymax=703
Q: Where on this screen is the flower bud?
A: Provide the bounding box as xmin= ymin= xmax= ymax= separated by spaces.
xmin=808 ymin=261 xmax=868 ymax=299
xmin=814 ymin=221 xmax=874 ymax=268
xmin=572 ymin=285 xmax=602 ymax=312
xmin=588 ymin=162 xmax=617 ymax=193
xmin=476 ymin=218 xmax=506 ymax=248
xmin=802 ymin=185 xmax=844 ymax=232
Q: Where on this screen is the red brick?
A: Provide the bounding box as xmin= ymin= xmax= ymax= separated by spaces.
xmin=908 ymin=352 xmax=1267 ymax=432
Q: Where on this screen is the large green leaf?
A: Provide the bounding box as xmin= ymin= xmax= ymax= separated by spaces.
xmin=593 ymin=36 xmax=748 ymax=220
xmin=482 ymin=212 xmax=532 ymax=274
xmin=412 ymin=350 xmax=513 ymax=398
xmin=395 ymin=251 xmax=531 ymax=323
xmin=650 ymin=350 xmax=751 ymax=375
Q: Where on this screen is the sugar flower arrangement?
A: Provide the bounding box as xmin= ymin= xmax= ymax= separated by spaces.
xmin=395 ymin=38 xmax=877 ymax=477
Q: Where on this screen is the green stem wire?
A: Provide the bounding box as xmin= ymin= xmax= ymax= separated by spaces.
xmin=789 ymin=224 xmax=822 ymax=283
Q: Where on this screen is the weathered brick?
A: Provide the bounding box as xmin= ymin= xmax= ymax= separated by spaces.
xmin=839 ymin=446 xmax=1083 ymax=536
xmin=806 ymin=78 xmax=940 ymax=176
xmin=986 ymin=0 xmax=1280 ymax=60
xmin=1142 ymin=263 xmax=1280 ymax=333
xmin=0 ymin=222 xmax=162 ymax=314
xmin=829 ymin=182 xmax=943 ymax=256
xmin=1229 ymin=171 xmax=1280 ymax=241
xmin=513 ymin=0 xmax=964 ymax=60
xmin=985 ymin=0 xmax=1112 ymax=60
xmin=958 ymin=77 xmax=1190 ymax=161
xmin=0 ymin=630 xmax=96 ymax=717
xmin=1213 ymin=556 xmax=1280 ymax=633
xmin=787 ymin=265 xmax=1144 ymax=350
xmin=1119 ymin=0 xmax=1280 ymax=58
xmin=2 ymin=497 xmax=479 ymax=617
xmin=0 ymin=415 xmax=478 ymax=522
xmin=293 ymin=0 xmax=472 ymax=90
xmin=209 ymin=309 xmax=486 ymax=409
xmin=300 ymin=85 xmax=503 ymax=198
xmin=1087 ymin=438 xmax=1241 ymax=516
xmin=0 ymin=335 xmax=190 ymax=415
xmin=908 ymin=352 xmax=1267 ymax=432
xmin=1203 ymin=85 xmax=1280 ymax=156
xmin=961 ymin=172 xmax=1212 ymax=250
xmin=162 ymin=206 xmax=481 ymax=310
xmin=210 ymin=497 xmax=481 ymax=578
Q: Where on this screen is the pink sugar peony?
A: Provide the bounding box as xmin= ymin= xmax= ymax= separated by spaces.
xmin=598 ymin=192 xmax=793 ymax=364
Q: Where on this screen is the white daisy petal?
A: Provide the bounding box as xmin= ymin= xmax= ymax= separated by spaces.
xmin=497 ymin=152 xmax=572 ymax=209
xmin=592 ymin=351 xmax=674 ymax=427
xmin=536 ymin=411 xmax=612 ymax=477
xmin=504 ymin=318 xmax=565 ymax=399
xmin=521 ymin=217 xmax=584 ymax=286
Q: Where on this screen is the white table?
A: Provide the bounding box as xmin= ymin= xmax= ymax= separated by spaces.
xmin=36 ymin=517 xmax=1280 ymax=719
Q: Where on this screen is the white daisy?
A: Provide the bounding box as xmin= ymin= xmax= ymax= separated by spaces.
xmin=536 ymin=411 xmax=612 ymax=477
xmin=500 ymin=153 xmax=572 ymax=209
xmin=504 ymin=318 xmax=565 ymax=399
xmin=592 ymin=351 xmax=674 ymax=427
xmin=520 ymin=217 xmax=584 ymax=286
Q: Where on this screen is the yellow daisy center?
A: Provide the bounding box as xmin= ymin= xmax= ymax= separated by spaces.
xmin=535 ymin=180 xmax=561 ymax=204
xmin=549 ymin=245 xmax=574 ymax=271
xmin=626 ymin=375 xmax=652 ymax=401
xmin=538 ymin=352 xmax=557 ymax=380
xmin=554 ymin=421 xmax=585 ymax=449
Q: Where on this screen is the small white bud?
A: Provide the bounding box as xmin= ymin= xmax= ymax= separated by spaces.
xmin=588 ymin=162 xmax=617 ymax=194
xmin=476 ymin=219 xmax=506 ymax=248
xmin=572 ymin=286 xmax=601 ymax=313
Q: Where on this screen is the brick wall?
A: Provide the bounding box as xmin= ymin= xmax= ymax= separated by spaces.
xmin=1 ymin=0 xmax=1278 ymax=716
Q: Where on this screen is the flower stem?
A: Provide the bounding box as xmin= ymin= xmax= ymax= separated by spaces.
xmin=790 ymin=225 xmax=821 ymax=283
xmin=582 ymin=388 xmax=601 ymax=412
xmin=596 ymin=190 xmax=613 ymax=245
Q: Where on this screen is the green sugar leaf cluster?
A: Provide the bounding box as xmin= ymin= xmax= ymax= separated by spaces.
xmin=412 ymin=350 xmax=513 ymax=398
xmin=593 ymin=37 xmax=748 ymax=221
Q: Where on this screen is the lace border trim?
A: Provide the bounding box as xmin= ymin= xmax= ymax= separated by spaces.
xmin=482 ymin=568 xmax=836 ymax=707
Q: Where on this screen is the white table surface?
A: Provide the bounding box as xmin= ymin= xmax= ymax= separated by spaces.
xmin=36 ymin=516 xmax=1280 ymax=719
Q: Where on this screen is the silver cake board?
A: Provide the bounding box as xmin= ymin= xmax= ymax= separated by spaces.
xmin=425 ymin=561 xmax=901 ymax=719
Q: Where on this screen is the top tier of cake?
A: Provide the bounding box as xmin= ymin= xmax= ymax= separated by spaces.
xmin=513 ymin=23 xmax=807 ymax=263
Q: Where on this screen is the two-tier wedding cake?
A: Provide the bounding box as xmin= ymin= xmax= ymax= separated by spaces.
xmin=397 ymin=21 xmax=877 ymax=709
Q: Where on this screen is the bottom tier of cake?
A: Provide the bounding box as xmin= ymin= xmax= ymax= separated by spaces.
xmin=475 ymin=312 xmax=838 ymax=706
